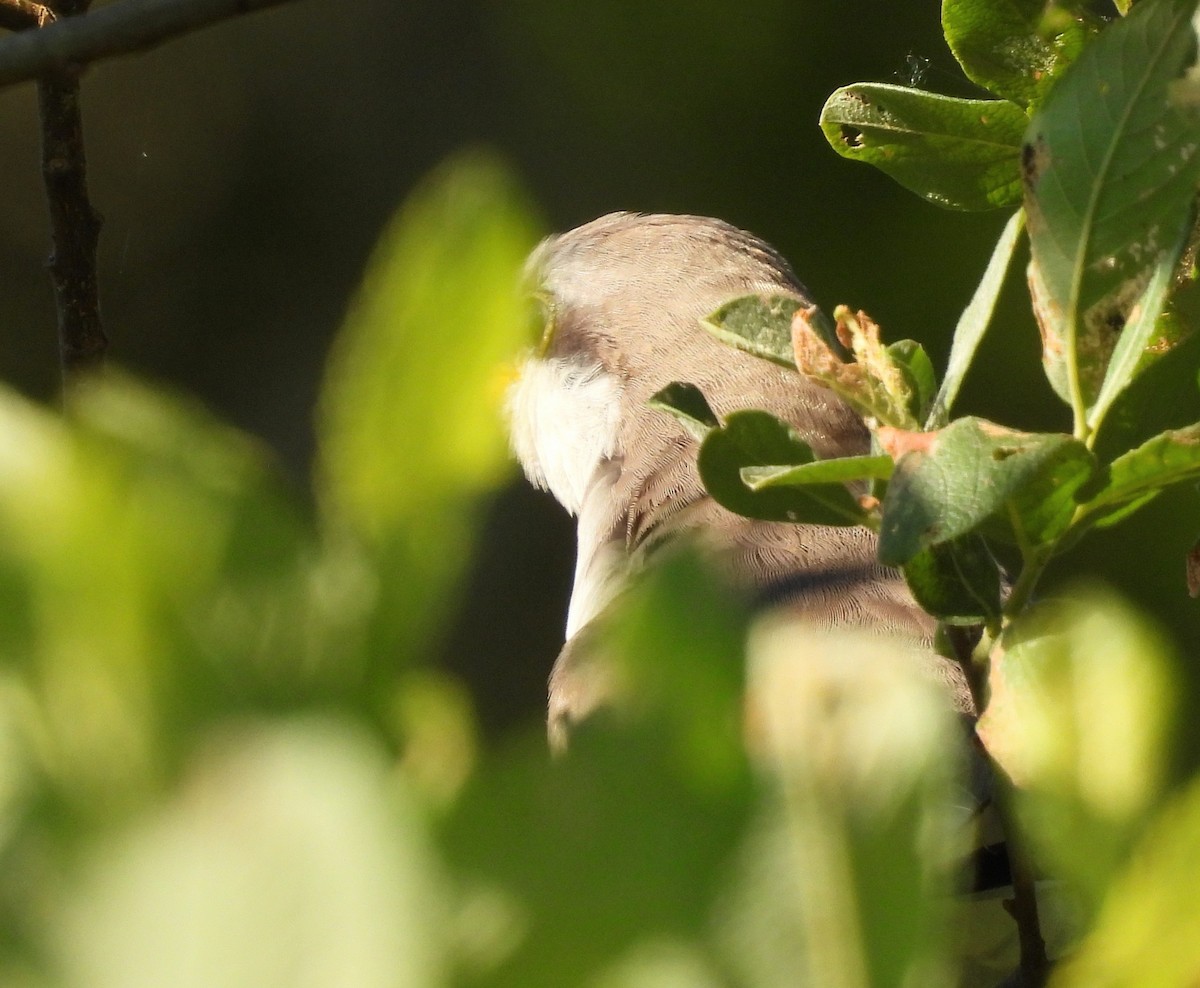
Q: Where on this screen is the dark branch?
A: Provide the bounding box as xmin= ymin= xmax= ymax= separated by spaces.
xmin=0 ymin=0 xmax=303 ymax=89
xmin=0 ymin=0 xmax=54 ymax=32
xmin=38 ymin=63 xmax=106 ymax=382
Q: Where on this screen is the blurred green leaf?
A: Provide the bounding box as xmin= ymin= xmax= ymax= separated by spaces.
xmin=0 ymin=376 xmax=338 ymax=825
xmin=443 ymin=553 xmax=752 ymax=987
xmin=902 ymin=536 xmax=1002 ymax=624
xmin=53 ymin=719 xmax=445 ymax=988
xmin=820 ymin=84 xmax=1026 ymax=210
xmin=941 ymin=0 xmax=1098 ymax=108
xmin=315 ymin=152 xmax=542 ymax=666
xmin=732 ymin=619 xmax=963 ymax=988
xmin=1023 ymin=0 xmax=1200 ymax=417
xmin=601 ymin=552 xmax=751 ymax=787
xmin=1051 ymin=773 xmax=1200 ymax=987
xmin=1079 ymin=422 xmax=1200 ymax=528
xmin=700 ymin=294 xmax=804 ymax=369
xmin=648 ymin=382 xmax=719 ymax=441
xmin=697 ymin=410 xmax=869 ymax=526
xmin=978 ymin=588 xmax=1178 ymax=922
xmin=927 ymin=208 xmax=1026 ymax=429
xmin=444 ymin=726 xmax=749 ymax=988
xmin=877 ymin=417 xmax=1096 ymax=565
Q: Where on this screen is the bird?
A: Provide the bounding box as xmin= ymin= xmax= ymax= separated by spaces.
xmin=504 ymin=211 xmax=973 ymax=747
xmin=502 ymin=214 xmax=1053 ymax=985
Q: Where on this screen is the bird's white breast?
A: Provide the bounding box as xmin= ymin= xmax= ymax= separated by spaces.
xmin=506 ymin=354 xmax=623 ymax=517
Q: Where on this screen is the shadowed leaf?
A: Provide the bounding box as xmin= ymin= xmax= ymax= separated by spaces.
xmin=697 ymin=411 xmax=868 ymax=526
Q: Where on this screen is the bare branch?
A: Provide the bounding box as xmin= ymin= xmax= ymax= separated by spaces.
xmin=0 ymin=0 xmax=55 ymax=32
xmin=0 ymin=0 xmax=303 ymax=89
xmin=38 ymin=65 xmax=106 ymax=382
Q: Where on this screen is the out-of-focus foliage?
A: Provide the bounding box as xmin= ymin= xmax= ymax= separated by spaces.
xmin=316 ymin=152 xmax=541 ymax=673
xmin=0 ymin=151 xmax=976 ymax=987
xmin=1 ymin=4 xmax=1200 ymax=988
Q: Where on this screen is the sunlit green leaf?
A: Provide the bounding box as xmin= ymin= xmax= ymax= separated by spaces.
xmin=1023 ymin=0 xmax=1200 ymax=417
xmin=928 ymin=209 xmax=1026 ymax=428
xmin=942 ymin=0 xmax=1098 ymax=108
xmin=886 ymin=339 xmax=937 ymax=422
xmin=820 ymin=84 xmax=1026 ymax=210
xmin=697 ymin=411 xmax=868 ymax=526
xmin=700 ymin=294 xmax=803 ymax=368
xmin=978 ymin=588 xmax=1178 ymax=923
xmin=742 ymin=454 xmax=893 ymax=490
xmin=877 ymin=417 xmax=1096 ymax=564
xmin=1078 ymin=422 xmax=1200 ymax=527
xmin=315 ymin=152 xmax=542 ymax=666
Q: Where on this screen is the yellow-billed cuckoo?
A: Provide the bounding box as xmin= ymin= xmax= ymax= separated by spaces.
xmin=506 ymin=212 xmax=973 ymax=745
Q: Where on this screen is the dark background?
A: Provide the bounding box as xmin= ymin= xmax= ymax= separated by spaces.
xmin=0 ymin=0 xmax=1193 ymax=735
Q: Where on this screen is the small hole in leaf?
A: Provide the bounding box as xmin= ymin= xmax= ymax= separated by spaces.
xmin=840 ymin=125 xmax=865 ymax=149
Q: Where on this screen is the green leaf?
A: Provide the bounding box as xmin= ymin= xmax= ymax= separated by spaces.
xmin=886 ymin=339 xmax=937 ymax=422
xmin=1079 ymin=422 xmax=1200 ymax=526
xmin=1086 ymin=216 xmax=1195 ymax=433
xmin=1023 ymin=0 xmax=1200 ymax=419
xmin=0 ymin=377 xmax=339 ymax=817
xmin=648 ymin=382 xmax=719 ymax=441
xmin=443 ymin=556 xmax=752 ymax=987
xmin=819 ymin=84 xmax=1027 ymax=210
xmin=315 ymin=152 xmax=542 ymax=666
xmin=942 ymin=0 xmax=1098 ymax=108
xmin=697 ymin=411 xmax=869 ymax=526
xmin=927 ymin=208 xmax=1026 ymax=428
xmin=877 ymin=417 xmax=1096 ymax=564
xmin=902 ymin=536 xmax=1002 ymax=624
xmin=742 ymin=454 xmax=893 ymax=490
xmin=700 ymin=294 xmax=803 ymax=368
xmin=1091 ymin=311 xmax=1200 ymax=461
xmin=978 ymin=589 xmax=1178 ymax=924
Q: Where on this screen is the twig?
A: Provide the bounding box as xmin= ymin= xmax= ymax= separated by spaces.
xmin=0 ymin=0 xmax=54 ymax=31
xmin=1003 ymin=837 xmax=1051 ymax=987
xmin=0 ymin=0 xmax=303 ymax=89
xmin=38 ymin=62 xmax=105 ymax=383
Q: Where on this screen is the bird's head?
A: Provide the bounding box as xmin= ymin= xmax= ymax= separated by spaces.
xmin=506 ymin=212 xmax=867 ymax=520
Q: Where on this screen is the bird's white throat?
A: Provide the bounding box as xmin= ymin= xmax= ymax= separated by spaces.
xmin=506 ymin=354 xmax=623 ymax=517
